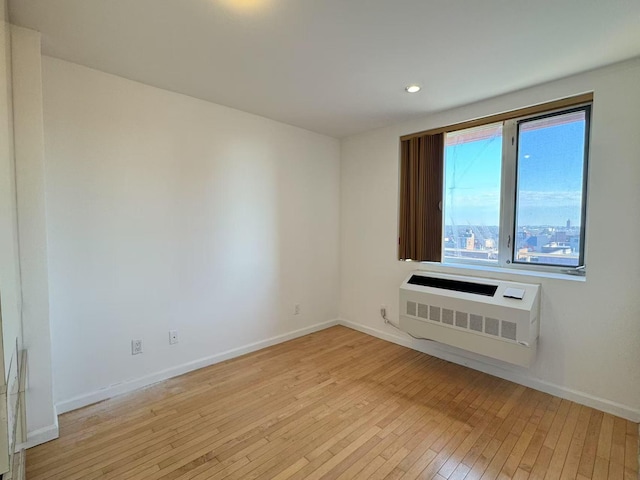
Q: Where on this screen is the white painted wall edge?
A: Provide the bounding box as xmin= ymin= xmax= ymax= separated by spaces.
xmin=338 ymin=319 xmax=640 ymax=423
xmin=18 ymin=416 xmax=58 ymax=450
xmin=55 ymin=319 xmax=339 ymax=415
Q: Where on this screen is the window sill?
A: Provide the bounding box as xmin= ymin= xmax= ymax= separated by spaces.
xmin=411 ymin=261 xmax=586 ymax=283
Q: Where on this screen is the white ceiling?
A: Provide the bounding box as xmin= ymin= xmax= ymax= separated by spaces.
xmin=9 ymin=0 xmax=640 ymax=138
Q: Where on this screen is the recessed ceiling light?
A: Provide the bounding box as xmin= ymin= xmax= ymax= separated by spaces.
xmin=219 ymin=0 xmax=270 ymax=12
xmin=405 ymin=85 xmax=421 ymax=93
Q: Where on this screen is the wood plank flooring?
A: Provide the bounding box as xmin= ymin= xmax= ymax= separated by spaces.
xmin=27 ymin=326 xmax=638 ymax=479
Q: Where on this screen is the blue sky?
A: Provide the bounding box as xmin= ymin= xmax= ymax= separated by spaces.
xmin=444 ymin=116 xmax=586 ymax=227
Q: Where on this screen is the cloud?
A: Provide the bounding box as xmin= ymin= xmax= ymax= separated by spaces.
xmin=517 ymin=190 xmax=582 ymax=207
xmin=448 ymin=190 xmax=581 ymax=208
xmin=447 ymin=190 xmax=499 ymax=208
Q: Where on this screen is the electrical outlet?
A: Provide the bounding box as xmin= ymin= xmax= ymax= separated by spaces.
xmin=131 ymin=339 xmax=143 ymax=355
xmin=294 ymin=304 xmax=301 ymax=315
xmin=169 ymin=330 xmax=178 ymax=345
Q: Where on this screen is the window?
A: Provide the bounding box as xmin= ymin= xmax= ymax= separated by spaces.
xmin=443 ymin=122 xmax=502 ymax=264
xmin=399 ymin=94 xmax=592 ymax=273
xmin=443 ymin=105 xmax=590 ymax=270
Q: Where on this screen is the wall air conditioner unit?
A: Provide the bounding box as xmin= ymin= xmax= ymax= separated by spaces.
xmin=399 ymin=271 xmax=540 ymax=367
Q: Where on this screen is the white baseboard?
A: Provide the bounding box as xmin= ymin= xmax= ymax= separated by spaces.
xmin=19 ymin=418 xmax=59 ymax=450
xmin=56 ymin=319 xmax=339 ymax=415
xmin=51 ymin=317 xmax=639 ymax=427
xmin=338 ymin=319 xmax=640 ymax=423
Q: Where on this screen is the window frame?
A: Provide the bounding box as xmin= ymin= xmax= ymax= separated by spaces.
xmin=509 ymin=104 xmax=591 ymax=269
xmin=439 ymin=101 xmax=592 ymax=274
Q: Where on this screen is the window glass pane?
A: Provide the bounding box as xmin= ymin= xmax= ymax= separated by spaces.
xmin=514 ymin=109 xmax=587 ymax=267
xmin=443 ymin=123 xmax=502 ymax=263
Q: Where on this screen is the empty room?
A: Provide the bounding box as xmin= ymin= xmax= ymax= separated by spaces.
xmin=0 ymin=0 xmax=639 ymax=479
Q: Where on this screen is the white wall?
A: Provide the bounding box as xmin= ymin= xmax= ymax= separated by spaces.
xmin=0 ymin=0 xmax=22 ymax=380
xmin=33 ymin=48 xmax=640 ymax=428
xmin=12 ymin=26 xmax=56 ymax=444
xmin=340 ymin=59 xmax=640 ymax=421
xmin=41 ymin=57 xmax=341 ymax=411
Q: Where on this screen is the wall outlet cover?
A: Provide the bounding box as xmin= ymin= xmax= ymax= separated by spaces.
xmin=131 ymin=339 xmax=143 ymax=355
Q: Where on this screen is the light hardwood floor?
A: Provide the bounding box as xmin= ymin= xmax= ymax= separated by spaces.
xmin=27 ymin=326 xmax=638 ymax=479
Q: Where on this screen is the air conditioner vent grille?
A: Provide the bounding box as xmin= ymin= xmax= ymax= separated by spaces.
xmin=404 ymin=301 xmax=522 ymax=344
xmin=501 ymin=321 xmax=517 ymax=341
xmin=407 ymin=275 xmax=498 ymax=296
xmin=484 ymin=317 xmax=500 ymax=336
xmin=470 ymin=314 xmax=483 ymax=332
xmin=455 ymin=312 xmax=468 ymax=328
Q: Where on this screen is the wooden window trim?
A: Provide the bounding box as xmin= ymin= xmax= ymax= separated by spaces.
xmin=400 ymin=92 xmax=593 ymax=141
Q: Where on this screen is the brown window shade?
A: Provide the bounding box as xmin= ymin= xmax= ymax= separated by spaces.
xmin=398 ymin=133 xmax=444 ymax=262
